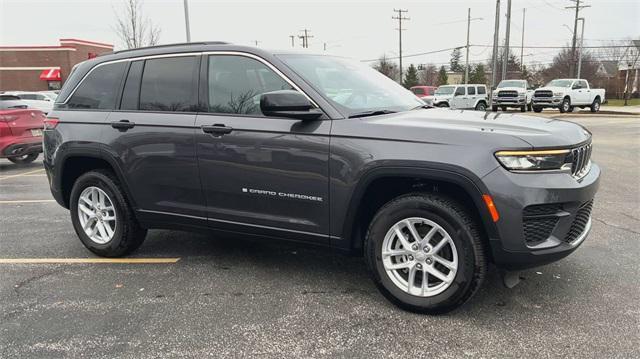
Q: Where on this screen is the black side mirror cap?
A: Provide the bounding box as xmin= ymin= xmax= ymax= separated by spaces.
xmin=260 ymin=90 xmax=323 ymax=121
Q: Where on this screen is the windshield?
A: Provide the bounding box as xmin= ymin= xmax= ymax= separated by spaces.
xmin=546 ymin=79 xmax=574 ymax=88
xmin=435 ymin=86 xmax=455 ymax=95
xmin=498 ymin=80 xmax=525 ymax=88
xmin=277 ymin=55 xmax=422 ymax=115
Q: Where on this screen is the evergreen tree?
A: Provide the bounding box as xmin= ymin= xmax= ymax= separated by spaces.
xmin=403 ymin=64 xmax=419 ymax=88
xmin=469 ymin=63 xmax=487 ymax=84
xmin=437 ymin=66 xmax=448 ymax=86
xmin=450 ymin=48 xmax=464 ymax=72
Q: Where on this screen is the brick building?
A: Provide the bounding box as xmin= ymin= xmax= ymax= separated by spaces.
xmin=0 ymin=38 xmax=114 ymax=91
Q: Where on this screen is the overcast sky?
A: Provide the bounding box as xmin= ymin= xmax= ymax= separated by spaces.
xmin=1 ymin=0 xmax=638 ymax=67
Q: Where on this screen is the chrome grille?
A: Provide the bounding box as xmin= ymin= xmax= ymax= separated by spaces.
xmin=570 ymin=143 xmax=592 ymax=179
xmin=534 ymin=90 xmax=553 ymax=98
xmin=498 ymin=90 xmax=518 ymax=98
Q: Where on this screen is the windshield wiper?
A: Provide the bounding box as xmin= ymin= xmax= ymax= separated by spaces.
xmin=348 ymin=110 xmax=397 ymax=118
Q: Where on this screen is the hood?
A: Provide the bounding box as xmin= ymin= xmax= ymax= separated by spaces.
xmin=343 ymin=108 xmax=591 ymax=149
xmin=535 ymin=86 xmax=571 ymax=93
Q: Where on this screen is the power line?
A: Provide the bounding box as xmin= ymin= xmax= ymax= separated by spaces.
xmin=392 ymin=9 xmax=409 ymax=83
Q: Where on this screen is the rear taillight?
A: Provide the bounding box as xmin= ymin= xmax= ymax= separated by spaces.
xmin=0 ymin=115 xmax=18 ymax=122
xmin=44 ymin=117 xmax=60 ymax=129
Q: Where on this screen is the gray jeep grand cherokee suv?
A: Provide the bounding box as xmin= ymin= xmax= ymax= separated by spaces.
xmin=43 ymin=42 xmax=599 ymax=313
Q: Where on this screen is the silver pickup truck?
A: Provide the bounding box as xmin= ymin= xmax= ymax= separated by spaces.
xmin=532 ymin=79 xmax=605 ymax=113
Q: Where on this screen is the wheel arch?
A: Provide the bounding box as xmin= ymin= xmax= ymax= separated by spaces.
xmin=339 ymin=165 xmax=500 ymax=255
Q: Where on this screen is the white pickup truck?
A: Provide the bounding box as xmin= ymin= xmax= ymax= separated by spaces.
xmin=491 ymin=79 xmax=534 ymax=112
xmin=532 ymin=79 xmax=605 ymax=113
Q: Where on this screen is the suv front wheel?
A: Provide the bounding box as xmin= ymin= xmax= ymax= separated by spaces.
xmin=70 ymin=170 xmax=147 ymax=257
xmin=365 ymin=193 xmax=487 ymax=314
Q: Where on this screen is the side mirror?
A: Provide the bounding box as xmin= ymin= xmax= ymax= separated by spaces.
xmin=260 ymin=90 xmax=322 ymax=120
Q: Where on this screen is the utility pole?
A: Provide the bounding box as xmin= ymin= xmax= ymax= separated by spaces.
xmin=253 ymin=40 xmax=261 ymax=47
xmin=566 ymin=0 xmax=590 ymax=77
xmin=464 ymin=9 xmax=483 ymax=84
xmin=465 ymin=8 xmax=471 ymax=84
xmin=298 ymin=29 xmax=313 ymax=49
xmin=501 ymin=0 xmax=512 ymax=82
xmin=392 ymin=9 xmax=409 ymax=84
xmin=490 ymin=0 xmax=501 ymax=106
xmin=520 ymin=8 xmax=526 ymax=73
xmin=576 ymin=18 xmax=585 ymax=78
xmin=289 ymin=35 xmax=295 ymax=48
xmin=183 ymin=0 xmax=191 ymax=42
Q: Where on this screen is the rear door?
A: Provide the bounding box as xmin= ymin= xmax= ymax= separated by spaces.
xmin=194 ymin=53 xmax=330 ymax=243
xmin=102 ymin=54 xmax=206 ymax=221
xmin=466 ymin=86 xmax=477 ymax=108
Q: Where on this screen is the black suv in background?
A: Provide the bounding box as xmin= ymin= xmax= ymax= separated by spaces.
xmin=44 ymin=42 xmax=599 ymax=313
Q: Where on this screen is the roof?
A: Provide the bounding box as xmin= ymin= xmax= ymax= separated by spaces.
xmin=598 ymin=61 xmax=618 ymax=77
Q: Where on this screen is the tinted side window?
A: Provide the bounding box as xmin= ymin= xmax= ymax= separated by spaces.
xmin=66 ymin=62 xmax=126 ymax=109
xmin=455 ymin=87 xmax=465 ymax=96
xmin=207 ymin=55 xmax=294 ymax=116
xmin=579 ymin=80 xmax=588 ymax=88
xmin=139 ymin=56 xmax=198 ymax=112
xmin=120 ymin=61 xmax=144 ymax=110
xmin=411 ymin=88 xmax=425 ymax=95
xmin=20 ymin=94 xmax=36 ymax=100
xmin=467 ymin=86 xmax=476 ymax=95
xmin=477 ymin=86 xmax=486 ymax=95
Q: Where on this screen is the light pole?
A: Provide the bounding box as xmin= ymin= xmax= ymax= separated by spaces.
xmin=489 ymin=0 xmax=501 ymax=107
xmin=464 ymin=8 xmax=483 ymax=84
xmin=183 ymin=0 xmax=191 ymax=42
xmin=576 ymin=18 xmax=585 ymax=78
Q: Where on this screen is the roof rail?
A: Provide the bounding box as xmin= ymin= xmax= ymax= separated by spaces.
xmin=110 ymin=41 xmax=231 ymax=55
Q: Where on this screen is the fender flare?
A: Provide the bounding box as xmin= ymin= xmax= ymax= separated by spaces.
xmin=339 ymin=164 xmax=500 ymax=247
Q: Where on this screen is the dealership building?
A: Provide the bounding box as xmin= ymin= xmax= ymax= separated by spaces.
xmin=0 ymin=38 xmax=114 ymax=91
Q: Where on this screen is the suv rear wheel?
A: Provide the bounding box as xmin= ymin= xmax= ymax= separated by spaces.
xmin=364 ymin=193 xmax=487 ymax=314
xmin=70 ymin=170 xmax=147 ymax=257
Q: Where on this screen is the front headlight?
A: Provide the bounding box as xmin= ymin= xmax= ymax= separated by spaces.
xmin=553 ymin=92 xmax=563 ymax=97
xmin=495 ymin=149 xmax=571 ymax=171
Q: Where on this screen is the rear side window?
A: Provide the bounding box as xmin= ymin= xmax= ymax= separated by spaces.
xmin=455 ymin=87 xmax=465 ymax=96
xmin=120 ymin=61 xmax=144 ymax=110
xmin=66 ymin=62 xmax=126 ymax=109
xmin=139 ymin=56 xmax=198 ymax=112
xmin=477 ymin=86 xmax=486 ymax=95
xmin=467 ymin=86 xmax=476 ymax=95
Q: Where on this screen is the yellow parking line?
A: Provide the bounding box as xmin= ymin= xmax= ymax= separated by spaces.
xmin=0 ymin=199 xmax=56 ymax=204
xmin=0 ymin=168 xmax=45 ymax=181
xmin=0 ymin=258 xmax=181 ymax=264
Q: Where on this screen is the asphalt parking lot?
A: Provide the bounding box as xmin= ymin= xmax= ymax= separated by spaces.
xmin=1 ymin=115 xmax=639 ymax=358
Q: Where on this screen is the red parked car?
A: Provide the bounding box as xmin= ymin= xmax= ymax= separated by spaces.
xmin=0 ymin=95 xmax=45 ymax=164
xmin=410 ymin=85 xmax=437 ymax=98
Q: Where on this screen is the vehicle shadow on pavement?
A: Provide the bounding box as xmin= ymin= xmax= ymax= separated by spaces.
xmin=138 ymin=229 xmax=579 ymax=315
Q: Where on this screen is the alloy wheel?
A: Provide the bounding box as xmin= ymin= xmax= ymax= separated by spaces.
xmin=77 ymin=186 xmax=117 ymax=244
xmin=381 ymin=217 xmax=458 ymax=297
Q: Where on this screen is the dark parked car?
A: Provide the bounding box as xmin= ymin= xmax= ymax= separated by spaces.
xmin=44 ymin=42 xmax=600 ymax=313
xmin=0 ymin=95 xmax=45 ymax=164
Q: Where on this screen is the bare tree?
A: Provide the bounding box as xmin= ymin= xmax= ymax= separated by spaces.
xmin=419 ymin=64 xmax=438 ymax=86
xmin=540 ymin=47 xmax=598 ymax=84
xmin=114 ymin=0 xmax=161 ymax=49
xmin=372 ymin=55 xmax=399 ymax=82
xmin=622 ymin=40 xmax=640 ymax=106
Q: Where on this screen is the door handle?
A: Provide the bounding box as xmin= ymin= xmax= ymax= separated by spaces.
xmin=202 ymin=124 xmax=233 ymax=135
xmin=111 ymin=120 xmax=135 ymax=130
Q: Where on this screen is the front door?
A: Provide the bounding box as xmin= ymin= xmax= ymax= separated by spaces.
xmin=450 ymin=86 xmax=467 ymax=109
xmin=194 ymin=54 xmax=331 ymax=243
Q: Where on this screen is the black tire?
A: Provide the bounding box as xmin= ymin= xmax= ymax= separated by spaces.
xmin=590 ymin=97 xmax=601 ymax=113
xmin=491 ymin=105 xmax=498 ymax=112
xmin=520 ymin=105 xmax=526 ymax=112
xmin=533 ymin=106 xmax=543 ymax=113
xmin=567 ymin=106 xmax=574 ymax=113
xmin=437 ymin=103 xmax=449 ymax=108
xmin=364 ymin=193 xmax=487 ymax=314
xmin=527 ymin=103 xmax=533 ymax=112
xmin=559 ymin=97 xmax=571 ymax=113
xmin=474 ymin=102 xmax=487 ymax=111
xmin=501 ymin=106 xmax=507 ymax=111
xmin=7 ymin=153 xmax=39 ymax=164
xmin=70 ymin=169 xmax=147 ymax=257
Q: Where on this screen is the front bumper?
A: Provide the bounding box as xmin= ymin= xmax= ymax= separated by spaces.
xmin=532 ymin=96 xmax=563 ymax=108
xmin=483 ymin=163 xmax=600 ymax=270
xmin=493 ymin=97 xmax=526 ymax=106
